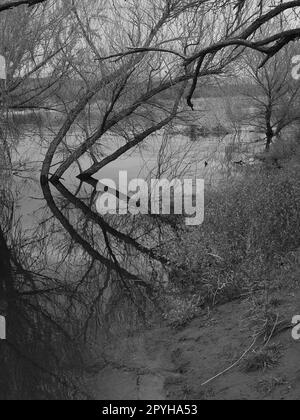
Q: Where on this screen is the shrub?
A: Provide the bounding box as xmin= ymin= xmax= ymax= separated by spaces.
xmin=163 ymin=163 xmax=300 ymax=307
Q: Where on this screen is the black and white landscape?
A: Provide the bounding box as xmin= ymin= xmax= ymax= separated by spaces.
xmin=1 ymin=0 xmax=300 ymax=401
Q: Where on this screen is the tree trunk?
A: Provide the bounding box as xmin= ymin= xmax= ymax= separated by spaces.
xmin=266 ymin=131 xmax=273 ymax=151
xmin=0 ymin=227 xmax=13 ymax=306
xmin=265 ymin=106 xmax=274 ymax=152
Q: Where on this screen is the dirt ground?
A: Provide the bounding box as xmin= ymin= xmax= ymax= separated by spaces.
xmin=86 ymin=285 xmax=300 ymax=401
xmin=166 ymin=294 xmax=300 ymax=400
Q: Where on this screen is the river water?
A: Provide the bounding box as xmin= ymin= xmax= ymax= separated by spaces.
xmin=6 ymin=105 xmax=264 ymax=400
xmin=12 ymin=117 xmax=262 ymax=232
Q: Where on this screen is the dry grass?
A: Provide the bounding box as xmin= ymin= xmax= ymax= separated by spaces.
xmin=242 ymin=344 xmax=283 ymax=373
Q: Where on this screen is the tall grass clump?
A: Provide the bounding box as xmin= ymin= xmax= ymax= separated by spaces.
xmin=163 ymin=160 xmax=300 ymax=314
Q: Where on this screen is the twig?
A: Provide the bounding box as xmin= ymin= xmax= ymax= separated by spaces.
xmin=201 ymin=338 xmax=257 ymax=387
xmin=263 ymin=314 xmax=279 ymax=348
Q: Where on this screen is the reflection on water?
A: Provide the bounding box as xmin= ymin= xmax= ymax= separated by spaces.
xmin=5 ymin=113 xmax=265 ymax=400
xmin=11 ymin=120 xmax=264 ymax=231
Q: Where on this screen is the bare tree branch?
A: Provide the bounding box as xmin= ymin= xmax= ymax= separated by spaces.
xmin=0 ymin=0 xmax=47 ymax=14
